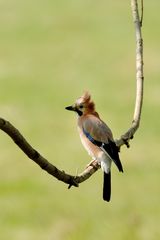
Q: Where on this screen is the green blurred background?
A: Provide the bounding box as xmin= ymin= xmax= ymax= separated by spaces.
xmin=0 ymin=0 xmax=159 ymax=239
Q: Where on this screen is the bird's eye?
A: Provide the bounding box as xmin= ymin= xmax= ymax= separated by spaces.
xmin=79 ymin=105 xmax=83 ymax=109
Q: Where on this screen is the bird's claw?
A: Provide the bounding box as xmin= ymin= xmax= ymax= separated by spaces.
xmin=86 ymin=159 xmax=99 ymax=169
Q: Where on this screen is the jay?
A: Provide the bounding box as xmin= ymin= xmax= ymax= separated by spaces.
xmin=65 ymin=92 xmax=123 ymax=202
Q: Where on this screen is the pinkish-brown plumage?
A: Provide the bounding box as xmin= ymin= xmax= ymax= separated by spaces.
xmin=66 ymin=92 xmax=123 ymax=202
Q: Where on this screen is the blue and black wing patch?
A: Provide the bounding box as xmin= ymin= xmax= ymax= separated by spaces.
xmin=83 ymin=128 xmax=123 ymax=172
xmin=83 ymin=128 xmax=102 ymax=147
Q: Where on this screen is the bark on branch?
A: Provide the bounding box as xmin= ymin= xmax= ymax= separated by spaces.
xmin=0 ymin=0 xmax=144 ymax=188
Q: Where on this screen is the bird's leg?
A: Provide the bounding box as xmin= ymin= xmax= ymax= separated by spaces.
xmin=86 ymin=159 xmax=100 ymax=169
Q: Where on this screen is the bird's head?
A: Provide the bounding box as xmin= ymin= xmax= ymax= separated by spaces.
xmin=65 ymin=91 xmax=95 ymax=116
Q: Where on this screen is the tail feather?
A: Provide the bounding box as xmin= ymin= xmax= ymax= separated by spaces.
xmin=103 ymin=172 xmax=111 ymax=202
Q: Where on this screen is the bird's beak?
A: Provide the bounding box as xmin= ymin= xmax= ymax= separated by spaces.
xmin=65 ymin=105 xmax=75 ymax=111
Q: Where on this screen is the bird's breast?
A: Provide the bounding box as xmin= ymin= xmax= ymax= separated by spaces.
xmin=78 ymin=126 xmax=102 ymax=160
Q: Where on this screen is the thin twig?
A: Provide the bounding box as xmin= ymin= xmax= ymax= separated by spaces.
xmin=140 ymin=0 xmax=143 ymax=26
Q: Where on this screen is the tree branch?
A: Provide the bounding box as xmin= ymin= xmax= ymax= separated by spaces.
xmin=0 ymin=118 xmax=99 ymax=188
xmin=0 ymin=0 xmax=144 ymax=188
xmin=116 ymin=0 xmax=144 ymax=149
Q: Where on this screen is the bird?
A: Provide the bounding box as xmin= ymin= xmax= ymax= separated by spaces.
xmin=65 ymin=91 xmax=123 ymax=202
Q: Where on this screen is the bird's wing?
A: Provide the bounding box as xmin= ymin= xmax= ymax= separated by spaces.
xmin=82 ymin=115 xmax=123 ymax=172
xmin=82 ymin=115 xmax=113 ymax=143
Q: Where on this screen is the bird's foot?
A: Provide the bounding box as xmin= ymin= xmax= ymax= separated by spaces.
xmin=86 ymin=159 xmax=99 ymax=169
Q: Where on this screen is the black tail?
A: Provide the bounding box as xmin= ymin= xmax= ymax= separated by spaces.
xmin=103 ymin=172 xmax=111 ymax=202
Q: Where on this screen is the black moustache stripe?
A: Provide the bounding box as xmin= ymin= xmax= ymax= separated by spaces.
xmin=76 ymin=109 xmax=83 ymax=116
